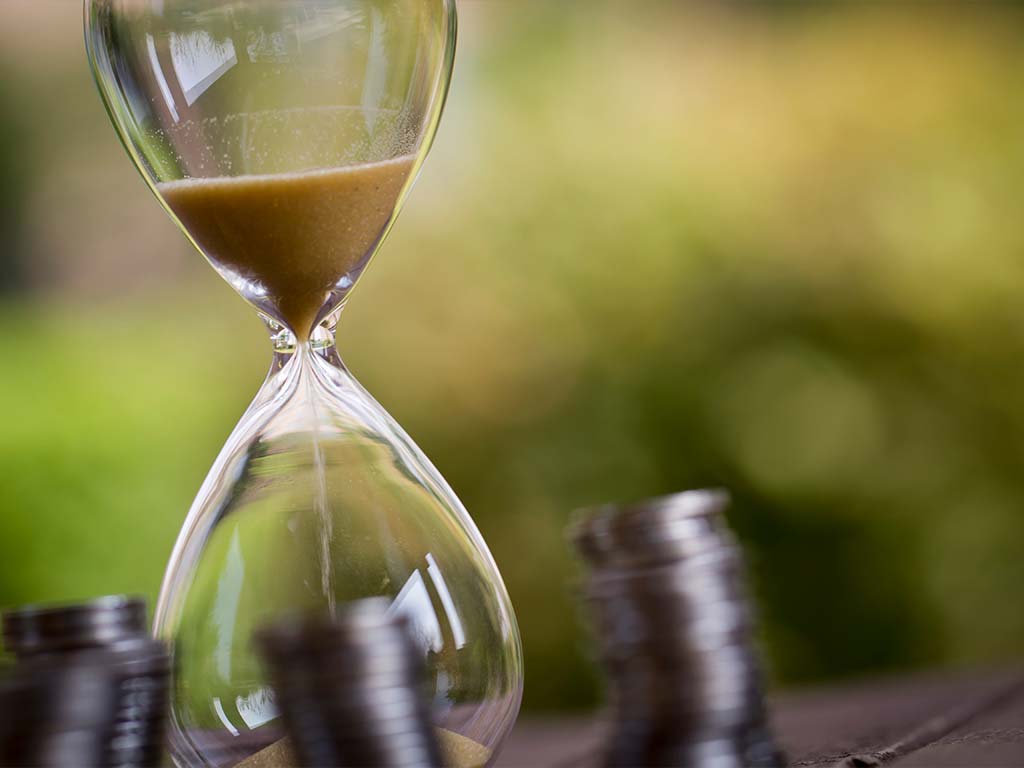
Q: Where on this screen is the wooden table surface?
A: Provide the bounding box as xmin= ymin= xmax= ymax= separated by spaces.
xmin=495 ymin=668 xmax=1024 ymax=767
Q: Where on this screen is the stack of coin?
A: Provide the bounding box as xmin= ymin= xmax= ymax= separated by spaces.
xmin=0 ymin=596 xmax=170 ymax=768
xmin=2 ymin=596 xmax=148 ymax=659
xmin=570 ymin=490 xmax=783 ymax=768
xmin=255 ymin=599 xmax=442 ymax=768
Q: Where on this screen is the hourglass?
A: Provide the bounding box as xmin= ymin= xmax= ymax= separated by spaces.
xmin=84 ymin=2 xmax=522 ymax=766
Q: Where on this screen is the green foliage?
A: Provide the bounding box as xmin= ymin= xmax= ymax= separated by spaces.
xmin=0 ymin=77 xmax=30 ymax=293
xmin=0 ymin=297 xmax=265 ymax=609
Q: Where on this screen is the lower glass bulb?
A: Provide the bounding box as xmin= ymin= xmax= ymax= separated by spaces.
xmin=154 ymin=335 xmax=523 ymax=767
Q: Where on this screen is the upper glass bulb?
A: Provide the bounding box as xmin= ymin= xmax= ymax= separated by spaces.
xmin=85 ymin=2 xmax=523 ymax=767
xmin=87 ymin=0 xmax=454 ymax=339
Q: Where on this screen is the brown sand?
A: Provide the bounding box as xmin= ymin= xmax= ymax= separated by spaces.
xmin=234 ymin=729 xmax=492 ymax=768
xmin=159 ymin=156 xmax=415 ymax=339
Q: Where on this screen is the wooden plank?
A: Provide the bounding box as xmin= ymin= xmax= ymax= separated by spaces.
xmin=780 ymin=669 xmax=1022 ymax=766
xmin=895 ymin=679 xmax=1024 ymax=767
xmin=494 ymin=669 xmax=1024 ymax=767
xmin=493 ymin=717 xmax=601 ymax=768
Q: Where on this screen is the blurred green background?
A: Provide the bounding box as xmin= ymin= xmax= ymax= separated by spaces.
xmin=2 ymin=0 xmax=1024 ymax=711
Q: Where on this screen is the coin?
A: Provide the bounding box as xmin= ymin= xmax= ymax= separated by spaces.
xmin=256 ymin=601 xmax=443 ymax=768
xmin=571 ymin=490 xmax=784 ymax=768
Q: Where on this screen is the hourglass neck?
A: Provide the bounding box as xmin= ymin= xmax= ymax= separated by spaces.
xmin=266 ymin=316 xmax=345 ymax=375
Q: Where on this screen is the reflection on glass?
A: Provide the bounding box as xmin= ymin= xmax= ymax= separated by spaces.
xmin=170 ymin=31 xmax=237 ymax=106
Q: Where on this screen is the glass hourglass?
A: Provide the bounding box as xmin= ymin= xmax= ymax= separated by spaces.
xmin=84 ymin=2 xmax=522 ymax=766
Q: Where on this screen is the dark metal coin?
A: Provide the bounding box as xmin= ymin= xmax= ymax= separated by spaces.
xmin=256 ymin=600 xmax=443 ymax=768
xmin=3 ymin=596 xmax=148 ymax=659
